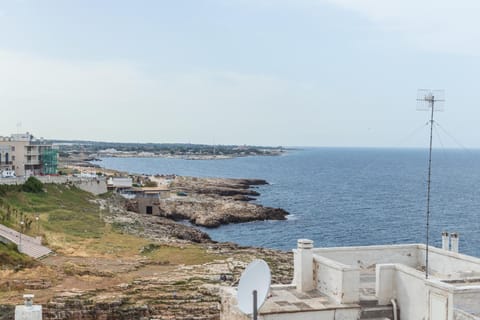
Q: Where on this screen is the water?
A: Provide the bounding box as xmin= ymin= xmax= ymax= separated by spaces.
xmin=96 ymin=148 xmax=480 ymax=256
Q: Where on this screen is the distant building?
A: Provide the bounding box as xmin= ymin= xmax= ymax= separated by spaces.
xmin=222 ymin=235 xmax=480 ymax=320
xmin=0 ymin=133 xmax=58 ymax=177
xmin=119 ymin=186 xmax=170 ymax=214
xmin=107 ymin=177 xmax=133 ymax=190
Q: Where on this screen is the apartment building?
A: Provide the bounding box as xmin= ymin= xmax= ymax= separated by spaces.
xmin=0 ymin=133 xmax=58 ymax=177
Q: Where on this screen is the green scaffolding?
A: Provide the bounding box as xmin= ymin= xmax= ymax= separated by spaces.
xmin=41 ymin=149 xmax=58 ymax=175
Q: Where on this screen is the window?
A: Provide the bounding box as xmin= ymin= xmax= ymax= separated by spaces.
xmin=146 ymin=206 xmax=153 ymax=214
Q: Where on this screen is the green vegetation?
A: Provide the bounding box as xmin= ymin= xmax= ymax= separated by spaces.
xmin=21 ymin=176 xmax=44 ymax=193
xmin=143 ymin=180 xmax=158 ymax=187
xmin=0 ymin=182 xmax=218 ymax=269
xmin=0 ymin=242 xmax=37 ymax=269
xmin=0 ymin=183 xmax=103 ymax=239
xmin=51 ymin=139 xmax=285 ymax=156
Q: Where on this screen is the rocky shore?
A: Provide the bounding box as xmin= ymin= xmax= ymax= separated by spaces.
xmin=0 ymin=173 xmax=293 ymax=319
xmin=127 ymin=176 xmax=289 ymax=228
xmin=0 ymin=193 xmax=293 ymax=320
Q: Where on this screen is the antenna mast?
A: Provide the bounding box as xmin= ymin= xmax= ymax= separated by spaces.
xmin=416 ymin=89 xmax=445 ymax=279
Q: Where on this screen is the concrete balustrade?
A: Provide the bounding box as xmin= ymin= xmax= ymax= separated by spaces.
xmin=313 ymin=254 xmax=360 ymax=304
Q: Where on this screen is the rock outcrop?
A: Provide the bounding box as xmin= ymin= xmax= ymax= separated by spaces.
xmin=0 ymin=243 xmax=293 ymax=320
xmin=127 ymin=176 xmax=289 ymax=228
xmin=158 ymin=198 xmax=288 ymax=228
xmin=98 ymin=197 xmax=212 ymax=243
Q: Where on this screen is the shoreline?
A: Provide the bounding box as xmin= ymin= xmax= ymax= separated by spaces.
xmin=0 ymin=177 xmax=293 ymax=320
xmin=61 ymin=156 xmax=291 ymax=229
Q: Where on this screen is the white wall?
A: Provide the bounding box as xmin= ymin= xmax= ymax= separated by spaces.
xmin=375 ymin=264 xmax=396 ymax=305
xmin=314 ymin=254 xmax=360 ymax=304
xmin=419 ymin=246 xmax=480 ymax=276
xmin=293 ymin=247 xmax=314 ymax=292
xmin=393 ymin=264 xmax=428 ymax=320
xmin=73 ymin=179 xmax=108 ymax=195
xmin=455 ymin=309 xmax=480 ymax=320
xmin=313 ymin=244 xmax=420 ymax=269
xmin=452 ymin=288 xmax=480 ymax=317
xmin=263 ymin=308 xmax=360 ymax=320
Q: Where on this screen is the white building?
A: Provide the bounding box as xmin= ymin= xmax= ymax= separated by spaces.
xmin=221 ymin=235 xmax=480 ymax=320
xmin=107 ymin=177 xmax=133 ymax=190
xmin=0 ymin=133 xmax=58 ymax=177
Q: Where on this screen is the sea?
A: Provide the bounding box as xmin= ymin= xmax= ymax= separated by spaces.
xmin=96 ymin=148 xmax=480 ymax=257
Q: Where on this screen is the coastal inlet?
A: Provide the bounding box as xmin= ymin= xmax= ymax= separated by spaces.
xmin=124 ymin=176 xmax=289 ymax=228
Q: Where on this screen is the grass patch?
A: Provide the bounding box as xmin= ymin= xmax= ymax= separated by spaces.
xmin=0 ymin=242 xmax=37 ymax=270
xmin=0 ymin=184 xmax=217 ymax=266
xmin=2 ymin=184 xmax=104 ymax=239
xmin=142 ymin=244 xmax=219 ymax=265
xmin=86 ymin=226 xmax=150 ymax=256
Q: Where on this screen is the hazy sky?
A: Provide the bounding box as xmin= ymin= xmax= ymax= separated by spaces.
xmin=1 ymin=0 xmax=480 ymax=147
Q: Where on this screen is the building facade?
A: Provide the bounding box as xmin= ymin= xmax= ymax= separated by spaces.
xmin=0 ymin=133 xmax=58 ymax=177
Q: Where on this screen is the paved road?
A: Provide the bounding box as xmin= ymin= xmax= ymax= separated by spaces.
xmin=0 ymin=223 xmax=52 ymax=259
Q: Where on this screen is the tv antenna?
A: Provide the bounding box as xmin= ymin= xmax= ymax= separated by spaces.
xmin=416 ymin=89 xmax=445 ymax=279
xmin=237 ymin=259 xmax=271 ymax=320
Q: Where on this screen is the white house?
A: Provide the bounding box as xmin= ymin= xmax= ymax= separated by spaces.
xmin=221 ymin=235 xmax=480 ymax=320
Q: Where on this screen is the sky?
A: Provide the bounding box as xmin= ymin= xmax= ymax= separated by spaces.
xmin=1 ymin=0 xmax=480 ymax=147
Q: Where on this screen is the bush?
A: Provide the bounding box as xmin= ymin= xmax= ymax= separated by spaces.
xmin=144 ymin=181 xmax=158 ymax=187
xmin=22 ymin=177 xmax=44 ymax=193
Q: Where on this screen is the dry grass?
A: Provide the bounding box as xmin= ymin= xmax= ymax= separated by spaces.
xmin=142 ymin=244 xmax=219 ymax=265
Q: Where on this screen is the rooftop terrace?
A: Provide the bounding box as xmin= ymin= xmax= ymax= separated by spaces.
xmin=221 ymin=236 xmax=480 ymax=320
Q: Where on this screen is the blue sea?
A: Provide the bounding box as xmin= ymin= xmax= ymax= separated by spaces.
xmin=96 ymin=148 xmax=480 ymax=256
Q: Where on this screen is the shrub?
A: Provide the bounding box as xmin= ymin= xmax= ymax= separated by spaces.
xmin=22 ymin=177 xmax=44 ymax=193
xmin=144 ymin=181 xmax=158 ymax=187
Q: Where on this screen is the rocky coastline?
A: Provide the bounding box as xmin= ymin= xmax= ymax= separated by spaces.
xmin=0 ymin=170 xmax=293 ymax=320
xmin=126 ymin=175 xmax=289 ymax=228
xmin=0 ymin=191 xmax=293 ymax=320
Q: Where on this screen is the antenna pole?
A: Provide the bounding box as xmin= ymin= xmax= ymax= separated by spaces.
xmin=252 ymin=290 xmax=258 ymax=320
xmin=425 ymin=96 xmax=435 ymax=279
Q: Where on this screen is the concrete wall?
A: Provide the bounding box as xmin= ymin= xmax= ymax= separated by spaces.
xmin=220 ymin=286 xmax=361 ymax=320
xmin=455 ymin=309 xmax=480 ymax=320
xmin=313 ymin=254 xmax=360 ymax=304
xmin=313 ymin=244 xmax=420 ymax=269
xmin=137 ymin=198 xmax=162 ymax=215
xmin=375 ymin=264 xmax=396 ymax=305
xmin=419 ymin=246 xmax=480 ymax=276
xmin=375 ymin=262 xmax=480 ymax=320
xmin=0 ymin=176 xmax=107 ymax=195
xmin=262 ymin=308 xmax=360 ymax=320
xmin=375 ymin=263 xmax=430 ymax=319
xmin=73 ymin=179 xmax=107 ymax=195
xmin=393 ymin=264 xmax=428 ymax=320
xmin=451 ymin=288 xmax=480 ymax=318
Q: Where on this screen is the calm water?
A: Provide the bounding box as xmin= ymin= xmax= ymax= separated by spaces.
xmin=96 ymin=148 xmax=480 ymax=256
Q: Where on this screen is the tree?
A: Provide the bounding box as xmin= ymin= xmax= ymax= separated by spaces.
xmin=22 ymin=177 xmax=44 ymax=193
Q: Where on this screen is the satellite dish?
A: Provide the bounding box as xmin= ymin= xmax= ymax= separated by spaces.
xmin=237 ymin=259 xmax=271 ymax=319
